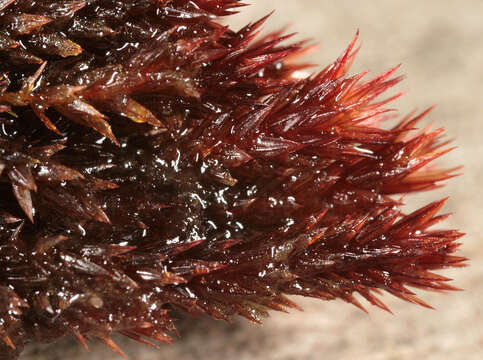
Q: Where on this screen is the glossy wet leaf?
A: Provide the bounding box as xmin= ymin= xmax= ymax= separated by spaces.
xmin=0 ymin=1 xmax=465 ymax=359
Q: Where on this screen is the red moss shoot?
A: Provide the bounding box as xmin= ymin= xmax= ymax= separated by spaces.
xmin=0 ymin=1 xmax=465 ymax=359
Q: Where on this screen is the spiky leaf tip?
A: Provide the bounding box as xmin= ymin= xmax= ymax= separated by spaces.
xmin=0 ymin=1 xmax=465 ymax=359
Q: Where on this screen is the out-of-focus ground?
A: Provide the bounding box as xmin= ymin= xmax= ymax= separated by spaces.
xmin=24 ymin=1 xmax=483 ymax=359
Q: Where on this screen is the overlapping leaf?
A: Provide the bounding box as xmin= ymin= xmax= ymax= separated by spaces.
xmin=0 ymin=1 xmax=464 ymax=359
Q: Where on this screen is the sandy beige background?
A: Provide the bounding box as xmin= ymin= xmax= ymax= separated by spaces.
xmin=24 ymin=1 xmax=482 ymax=359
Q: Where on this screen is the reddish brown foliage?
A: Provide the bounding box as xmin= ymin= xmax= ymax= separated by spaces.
xmin=0 ymin=1 xmax=464 ymax=359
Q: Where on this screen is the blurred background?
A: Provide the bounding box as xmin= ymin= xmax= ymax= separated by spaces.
xmin=25 ymin=1 xmax=482 ymax=359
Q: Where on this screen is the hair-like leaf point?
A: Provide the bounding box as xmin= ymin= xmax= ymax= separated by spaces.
xmin=0 ymin=1 xmax=465 ymax=359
